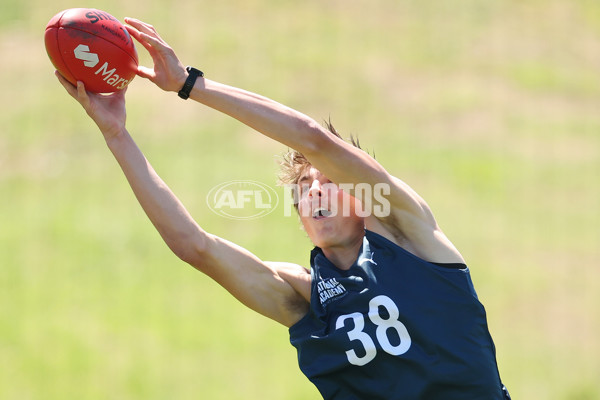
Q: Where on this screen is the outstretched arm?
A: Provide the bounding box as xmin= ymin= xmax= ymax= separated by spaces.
xmin=55 ymin=73 xmax=310 ymax=327
xmin=123 ymin=18 xmax=326 ymax=155
xmin=124 ymin=18 xmax=464 ymax=264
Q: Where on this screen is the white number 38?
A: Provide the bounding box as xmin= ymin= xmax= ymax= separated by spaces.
xmin=335 ymin=295 xmax=411 ymax=366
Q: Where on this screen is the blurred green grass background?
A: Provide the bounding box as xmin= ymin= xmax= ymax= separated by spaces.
xmin=1 ymin=0 xmax=599 ymax=399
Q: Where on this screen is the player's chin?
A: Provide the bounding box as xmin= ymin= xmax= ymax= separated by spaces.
xmin=307 ymin=234 xmax=332 ymax=249
xmin=307 ymin=224 xmax=345 ymax=248
xmin=302 ymin=224 xmax=327 ymax=247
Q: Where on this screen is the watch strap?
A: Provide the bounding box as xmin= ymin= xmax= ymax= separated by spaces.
xmin=178 ymin=66 xmax=204 ymax=100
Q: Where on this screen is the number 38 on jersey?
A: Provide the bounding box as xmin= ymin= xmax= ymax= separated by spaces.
xmin=335 ymin=295 xmax=411 ymax=366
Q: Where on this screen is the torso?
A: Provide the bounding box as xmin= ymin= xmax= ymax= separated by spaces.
xmin=289 ymin=230 xmax=506 ymax=400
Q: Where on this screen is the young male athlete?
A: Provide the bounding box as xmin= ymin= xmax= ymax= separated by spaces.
xmin=55 ymin=17 xmax=510 ymax=400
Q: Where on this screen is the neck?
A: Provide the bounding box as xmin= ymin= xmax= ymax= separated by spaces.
xmin=321 ymin=235 xmax=364 ymax=270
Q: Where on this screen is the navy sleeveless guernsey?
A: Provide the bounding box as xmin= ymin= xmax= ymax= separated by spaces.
xmin=289 ymin=230 xmax=509 ymax=400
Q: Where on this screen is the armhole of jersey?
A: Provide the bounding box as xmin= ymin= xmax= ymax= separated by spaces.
xmin=288 ymin=266 xmax=317 ymax=333
xmin=365 ymin=229 xmax=467 ymax=270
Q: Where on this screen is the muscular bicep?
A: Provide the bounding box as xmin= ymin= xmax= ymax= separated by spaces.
xmin=188 ymin=234 xmax=310 ymax=327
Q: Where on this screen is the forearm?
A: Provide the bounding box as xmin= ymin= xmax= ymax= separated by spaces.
xmin=124 ymin=20 xmax=328 ymax=157
xmin=106 ymin=129 xmax=206 ymax=260
xmin=188 ymin=78 xmax=326 ymax=154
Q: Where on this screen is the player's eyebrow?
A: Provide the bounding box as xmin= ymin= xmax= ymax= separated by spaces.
xmin=298 ymin=173 xmax=312 ymax=184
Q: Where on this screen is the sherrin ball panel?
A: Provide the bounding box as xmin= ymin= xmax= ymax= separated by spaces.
xmin=45 ymin=25 xmax=76 ymax=84
xmin=45 ymin=8 xmax=138 ymax=93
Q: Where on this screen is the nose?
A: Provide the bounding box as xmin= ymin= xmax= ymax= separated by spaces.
xmin=307 ymin=179 xmax=322 ymax=198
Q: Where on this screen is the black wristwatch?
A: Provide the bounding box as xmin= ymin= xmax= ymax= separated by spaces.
xmin=178 ymin=66 xmax=204 ymax=100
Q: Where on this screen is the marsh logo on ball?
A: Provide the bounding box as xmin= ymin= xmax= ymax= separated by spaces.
xmin=72 ymin=44 xmax=131 ymax=90
xmin=207 ymin=180 xmax=279 ymax=220
xmin=74 ymin=44 xmax=99 ymax=67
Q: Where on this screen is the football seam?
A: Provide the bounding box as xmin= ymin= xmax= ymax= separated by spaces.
xmin=58 ymin=25 xmax=138 ymax=66
xmin=53 ymin=27 xmax=77 ymax=84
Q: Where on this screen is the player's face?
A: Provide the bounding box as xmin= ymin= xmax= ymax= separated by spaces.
xmin=297 ymin=167 xmax=365 ymax=249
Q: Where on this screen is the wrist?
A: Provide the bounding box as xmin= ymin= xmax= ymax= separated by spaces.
xmin=104 ymin=127 xmax=129 ymax=148
xmin=175 ymin=68 xmax=189 ymax=92
xmin=178 ymin=66 xmax=204 ymax=99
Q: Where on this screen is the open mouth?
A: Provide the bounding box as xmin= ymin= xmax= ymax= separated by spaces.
xmin=312 ymin=207 xmax=332 ymax=220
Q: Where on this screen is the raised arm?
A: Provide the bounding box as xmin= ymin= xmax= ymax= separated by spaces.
xmin=124 ymin=18 xmax=464 ymax=264
xmin=55 ymin=73 xmax=310 ymax=327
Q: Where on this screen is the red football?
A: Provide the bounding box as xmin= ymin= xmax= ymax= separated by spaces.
xmin=45 ymin=8 xmax=138 ymax=93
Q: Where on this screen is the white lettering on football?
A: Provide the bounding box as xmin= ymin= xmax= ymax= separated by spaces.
xmin=73 ymin=44 xmax=99 ymax=68
xmin=94 ymin=62 xmax=130 ymax=89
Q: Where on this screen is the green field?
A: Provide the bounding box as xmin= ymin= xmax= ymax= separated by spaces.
xmin=1 ymin=1 xmax=599 ymax=398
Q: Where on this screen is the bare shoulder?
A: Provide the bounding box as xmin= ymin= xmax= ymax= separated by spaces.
xmin=364 ymin=187 xmax=466 ymax=265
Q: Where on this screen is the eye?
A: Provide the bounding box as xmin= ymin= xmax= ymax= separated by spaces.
xmin=297 ymin=182 xmax=310 ymax=198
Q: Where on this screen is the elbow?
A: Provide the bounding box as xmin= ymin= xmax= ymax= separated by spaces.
xmin=298 ymin=119 xmax=335 ymax=157
xmin=167 ymin=230 xmax=211 ymax=269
